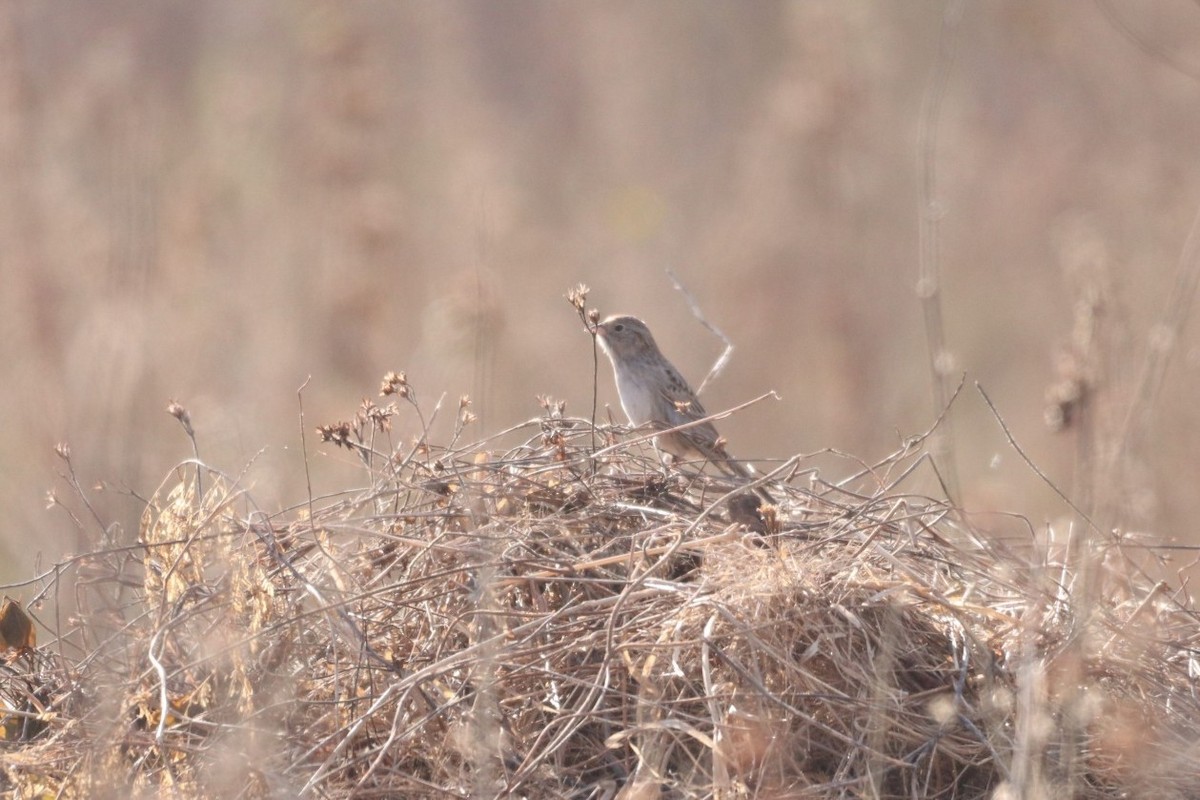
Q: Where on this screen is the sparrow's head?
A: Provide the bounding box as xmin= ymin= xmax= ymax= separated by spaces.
xmin=596 ymin=315 xmax=660 ymax=361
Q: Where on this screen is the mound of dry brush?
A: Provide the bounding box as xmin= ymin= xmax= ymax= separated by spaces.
xmin=1 ymin=389 xmax=1198 ymax=799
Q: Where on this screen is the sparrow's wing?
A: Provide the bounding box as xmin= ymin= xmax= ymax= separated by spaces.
xmin=655 ymin=366 xmax=710 ymax=424
xmin=651 ymin=366 xmax=769 ymax=497
xmin=654 ymin=366 xmax=733 ymax=464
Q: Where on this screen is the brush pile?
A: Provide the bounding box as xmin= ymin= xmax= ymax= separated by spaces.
xmin=2 ymin=392 xmax=1199 ymax=799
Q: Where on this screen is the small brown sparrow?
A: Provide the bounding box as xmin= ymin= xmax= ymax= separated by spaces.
xmin=595 ymin=315 xmax=770 ymax=500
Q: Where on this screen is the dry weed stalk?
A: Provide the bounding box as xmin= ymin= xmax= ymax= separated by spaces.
xmin=1 ymin=383 xmax=1198 ymax=799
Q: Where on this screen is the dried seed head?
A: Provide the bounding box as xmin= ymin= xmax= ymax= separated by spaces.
xmin=380 ymin=371 xmax=409 ymax=399
xmin=359 ymin=398 xmax=395 ymax=431
xmin=537 ymin=395 xmax=567 ymax=419
xmin=54 ymin=442 xmax=71 ymax=461
xmin=166 ymin=400 xmax=195 ymax=436
xmin=1045 ymin=348 xmax=1093 ymax=433
xmin=457 ymin=395 xmax=477 ymax=425
xmin=567 ymin=284 xmax=590 ymax=311
xmin=316 ymin=422 xmax=355 ymax=448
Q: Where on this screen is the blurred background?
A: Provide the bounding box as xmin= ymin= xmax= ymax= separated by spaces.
xmin=2 ymin=2 xmax=1200 ymax=580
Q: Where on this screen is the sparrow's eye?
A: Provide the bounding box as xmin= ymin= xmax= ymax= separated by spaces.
xmin=613 ymin=323 xmax=625 ymax=332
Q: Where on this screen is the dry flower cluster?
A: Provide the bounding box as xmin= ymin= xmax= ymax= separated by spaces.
xmin=1 ymin=382 xmax=1198 ymax=799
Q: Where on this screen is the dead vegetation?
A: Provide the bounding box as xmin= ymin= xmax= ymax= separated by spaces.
xmin=1 ymin=388 xmax=1199 ymax=799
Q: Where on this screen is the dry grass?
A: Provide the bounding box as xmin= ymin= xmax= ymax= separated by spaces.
xmin=2 ymin=387 xmax=1199 ymax=799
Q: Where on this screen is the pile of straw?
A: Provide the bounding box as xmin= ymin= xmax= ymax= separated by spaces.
xmin=3 ymin=392 xmax=1199 ymax=799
